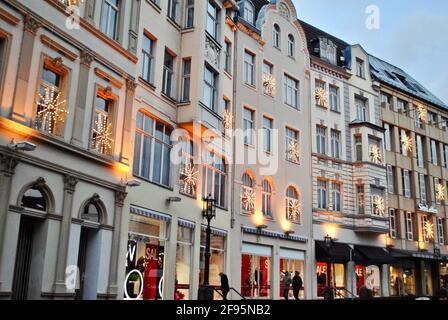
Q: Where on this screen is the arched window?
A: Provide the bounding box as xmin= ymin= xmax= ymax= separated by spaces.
xmin=82 ymin=201 xmax=101 ymax=223
xmin=286 ymin=186 xmax=301 ymax=224
xmin=288 ymin=34 xmax=295 ymax=57
xmin=273 ymin=24 xmax=281 ymax=48
xmin=243 ymin=1 xmax=255 ymax=25
xmin=241 ymin=173 xmax=255 ymax=213
xmin=203 ymin=151 xmax=227 ymax=208
xmin=21 ymin=187 xmax=47 ymax=212
xmin=262 ymin=180 xmax=272 ymax=216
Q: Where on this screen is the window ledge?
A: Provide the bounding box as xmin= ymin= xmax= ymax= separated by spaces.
xmin=182 ymin=27 xmax=195 ymax=33
xmin=243 ymin=83 xmax=257 ymax=91
xmin=160 ymin=92 xmax=178 ymax=106
xmin=139 ymin=77 xmax=156 ymax=91
xmin=224 ymin=70 xmax=233 ymax=79
xmin=133 ymin=175 xmax=174 ymax=191
xmin=177 ymin=101 xmax=191 ymax=107
xmin=146 ymin=0 xmax=162 ymax=13
xmin=166 ymin=16 xmax=182 ymax=31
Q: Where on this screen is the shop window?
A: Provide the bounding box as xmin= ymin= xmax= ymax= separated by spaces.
xmin=241 ymin=253 xmax=271 ymax=299
xmin=127 ymin=214 xmax=167 ymax=300
xmin=356 ymin=265 xmax=381 ymax=297
xmin=389 ymin=266 xmax=416 ymax=296
xmin=91 ymin=94 xmax=115 ymax=156
xmin=175 ymin=225 xmax=193 ymax=300
xmin=200 ymin=231 xmax=225 ymax=300
xmin=202 ymin=151 xmax=226 ymax=208
xmin=280 ymin=252 xmax=305 ymax=300
xmin=316 ymin=262 xmax=345 ymax=298
xmin=35 ymin=62 xmax=68 ymax=136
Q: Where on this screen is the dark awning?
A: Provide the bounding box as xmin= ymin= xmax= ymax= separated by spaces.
xmin=315 ymin=241 xmax=360 ymax=263
xmin=354 ymin=245 xmax=397 ymax=265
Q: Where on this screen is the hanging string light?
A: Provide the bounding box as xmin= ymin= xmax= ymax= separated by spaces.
xmin=91 ymin=116 xmax=113 ymax=154
xmin=315 ymin=88 xmax=328 ymax=107
xmin=373 ymin=195 xmax=385 ymax=216
xmin=436 ymin=183 xmax=446 ymax=202
xmin=180 ymin=163 xmax=198 ymax=195
xmin=287 ymin=140 xmax=300 ymax=164
xmin=369 ymin=144 xmax=382 ymax=164
xmin=59 ymin=0 xmax=84 ymax=6
xmin=223 ymin=109 xmax=233 ymax=131
xmin=424 ymin=220 xmax=434 ymax=240
xmin=263 ymin=73 xmax=276 ymax=96
xmin=287 ymin=198 xmax=301 ymax=223
xmin=401 ymin=134 xmax=413 ymax=152
xmin=417 ymin=104 xmax=427 ymax=122
xmin=242 ymin=187 xmax=255 ymax=212
xmin=36 ymin=86 xmax=68 ymax=134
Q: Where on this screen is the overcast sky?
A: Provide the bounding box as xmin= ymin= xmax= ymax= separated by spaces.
xmin=293 ymin=0 xmax=448 ymax=104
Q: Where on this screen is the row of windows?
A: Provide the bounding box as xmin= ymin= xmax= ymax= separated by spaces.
xmin=389 ymin=209 xmax=447 ymax=245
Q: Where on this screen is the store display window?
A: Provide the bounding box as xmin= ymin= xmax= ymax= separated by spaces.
xmin=175 ymin=226 xmax=193 ymax=300
xmin=389 ymin=266 xmax=416 ymax=296
xmin=316 ymin=262 xmax=345 ymax=297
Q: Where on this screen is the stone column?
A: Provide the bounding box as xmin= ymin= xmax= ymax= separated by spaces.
xmin=163 ymin=218 xmax=178 ymax=300
xmin=381 ymin=264 xmax=390 ymax=297
xmin=71 ymin=51 xmax=95 ymax=147
xmin=11 ymin=15 xmax=42 ymax=124
xmin=107 ymin=189 xmax=127 ymax=298
xmin=120 ymin=80 xmax=136 ymax=164
xmin=53 ymin=175 xmax=78 ymax=296
xmin=346 ymin=261 xmax=356 ymax=296
xmin=0 ymin=154 xmax=19 ymax=285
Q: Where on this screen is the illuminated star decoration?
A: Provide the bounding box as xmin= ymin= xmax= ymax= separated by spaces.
xmin=223 ymin=109 xmax=233 ymax=131
xmin=287 ymin=198 xmax=302 ymax=223
xmin=59 ymin=0 xmax=84 ymax=6
xmin=263 ymin=73 xmax=276 ymax=96
xmin=180 ymin=163 xmax=198 ymax=195
xmin=373 ymin=195 xmax=385 ymax=216
xmin=437 ymin=184 xmax=446 ymax=201
xmin=315 ymin=88 xmax=328 ymax=107
xmin=91 ymin=116 xmax=113 ymax=154
xmin=36 ymin=86 xmax=68 ymax=134
xmin=242 ymin=187 xmax=255 ymax=212
xmin=287 ymin=140 xmax=300 ymax=164
xmin=424 ymin=220 xmax=434 ymax=240
xmin=417 ymin=104 xmax=427 ymax=122
xmin=401 ymin=134 xmax=413 ymax=152
xmin=369 ymin=144 xmax=382 ymax=164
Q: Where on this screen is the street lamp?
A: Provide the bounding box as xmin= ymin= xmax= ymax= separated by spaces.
xmin=323 ymin=234 xmax=335 ymax=300
xmin=198 ymin=194 xmax=216 ymax=300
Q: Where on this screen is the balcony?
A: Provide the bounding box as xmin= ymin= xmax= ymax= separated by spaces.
xmin=354 ymin=214 xmax=389 ymax=234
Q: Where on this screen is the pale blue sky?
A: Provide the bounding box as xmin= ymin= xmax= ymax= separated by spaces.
xmin=293 ymin=0 xmax=448 ymax=104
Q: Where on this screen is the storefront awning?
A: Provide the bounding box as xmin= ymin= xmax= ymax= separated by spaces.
xmin=178 ymin=218 xmax=195 ymax=229
xmin=201 ymin=225 xmax=228 ymax=237
xmin=130 ymin=205 xmax=172 ymax=221
xmin=354 ymin=245 xmax=397 ymax=265
xmin=315 ymin=241 xmax=358 ymax=263
xmin=390 ymin=248 xmax=448 ymax=262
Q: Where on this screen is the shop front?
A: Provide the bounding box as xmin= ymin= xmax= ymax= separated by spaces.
xmin=279 ymin=248 xmax=305 ymax=299
xmin=241 ymin=243 xmax=272 ymax=299
xmin=174 ymin=219 xmax=195 ymax=300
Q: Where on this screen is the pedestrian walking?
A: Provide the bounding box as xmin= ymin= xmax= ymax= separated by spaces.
xmin=282 ymin=271 xmax=292 ymax=300
xmin=219 ymin=272 xmax=230 ymax=300
xmin=292 ymin=271 xmax=303 ymax=300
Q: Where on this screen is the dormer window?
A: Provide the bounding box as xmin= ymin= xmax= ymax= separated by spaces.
xmin=356 ymin=58 xmax=365 ymax=78
xmin=319 ymin=38 xmax=336 ymax=65
xmin=242 ymin=1 xmax=255 ymax=25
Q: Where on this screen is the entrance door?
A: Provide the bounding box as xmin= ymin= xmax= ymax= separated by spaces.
xmin=75 ymin=227 xmax=89 ymax=300
xmin=11 ymin=217 xmax=35 ymax=300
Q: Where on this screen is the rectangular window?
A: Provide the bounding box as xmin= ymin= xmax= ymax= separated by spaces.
xmin=175 ymin=226 xmax=193 ymax=299
xmin=262 ymin=61 xmax=274 ymax=96
xmin=163 ymin=49 xmax=175 ymax=99
xmin=384 ymin=123 xmax=392 ymax=151
xmin=416 ymin=134 xmax=424 ymax=167
xmin=430 ymin=139 xmax=439 ymax=166
xmin=356 ymin=185 xmax=365 ymax=214
xmin=101 ymin=0 xmax=120 ymax=40
xmin=133 ymin=111 xmax=172 ymax=186
xmin=224 ymin=40 xmax=232 ymax=74
xmin=244 ymin=51 xmax=255 ymax=86
xmin=141 ymin=34 xmax=155 ymax=84
xmin=284 ymin=75 xmax=299 ymax=109
xmin=390 ymin=209 xmax=397 ymax=239
xmin=243 ymin=108 xmax=254 ymax=145
xmin=397 ymin=99 xmax=407 ymax=113
xmin=181 ymin=59 xmax=191 ymax=102
xmin=355 ymin=98 xmax=367 ymax=121
xmin=419 ymin=173 xmax=427 ymax=204
xmin=330 ymin=129 xmax=341 ymax=159
xmin=318 ymin=179 xmax=328 ymax=210
xmin=184 ymin=0 xmax=194 ymax=28
xmin=203 ymin=64 xmax=217 ymax=111
xmin=380 ymin=92 xmax=391 ymax=106
xmin=405 ymin=212 xmax=414 ymax=241
xmin=286 ymin=127 xmax=300 ymax=163
xmin=206 ymin=1 xmax=219 ymax=39
xmin=329 ymin=85 xmax=339 ymax=112
xmin=262 ymin=117 xmax=273 ymax=153
xmin=387 ymin=165 xmax=395 ymax=194
xmin=202 ymin=152 xmax=226 ymax=208
xmin=422 ymin=215 xmax=431 ymax=243
xmin=316 ymin=125 xmax=327 ymax=155
xmin=441 ymin=117 xmax=448 ymax=129
xmin=402 ymin=169 xmax=411 ymax=198
xmin=415 ymin=109 xmax=423 ymax=129
xmin=179 ymin=139 xmax=196 ymax=196
xmin=356 ymin=58 xmax=365 ymax=78
xmin=91 ymin=95 xmax=114 ymax=155
xmin=331 ymin=182 xmax=342 ymax=212
xmin=168 ymin=0 xmax=180 ymax=22
xmin=200 ymin=231 xmax=226 ymax=298
xmin=438 ymin=218 xmax=445 ymax=245
xmin=444 ymin=144 xmax=448 ymax=168
xmin=428 ymin=111 xmax=438 ymax=125
xmin=434 ymin=178 xmax=440 ymax=204
xmin=355 ymin=135 xmax=363 ymax=161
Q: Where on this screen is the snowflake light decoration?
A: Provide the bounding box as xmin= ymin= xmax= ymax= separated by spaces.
xmin=223 ymin=109 xmax=233 ymax=131
xmin=372 ymin=195 xmax=385 ymax=216
xmin=424 ymin=220 xmax=434 ymax=240
xmin=315 ymin=88 xmax=328 ymax=107
xmin=401 ymin=134 xmax=413 ymax=153
xmin=180 ymin=163 xmax=198 ymax=195
xmin=36 ymin=86 xmax=68 ymax=134
xmin=91 ymin=116 xmax=113 ymax=154
xmin=369 ymin=144 xmax=382 ymax=164
xmin=287 ymin=198 xmax=301 ymax=223
xmin=417 ymin=104 xmax=427 ymax=122
xmin=263 ymin=73 xmax=276 ymax=96
xmin=287 ymin=140 xmax=300 ymax=164
xmin=437 ymin=183 xmax=446 ymax=201
xmin=242 ymin=187 xmax=255 ymax=212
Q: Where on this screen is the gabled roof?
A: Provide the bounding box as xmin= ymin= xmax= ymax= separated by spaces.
xmin=369 ymin=55 xmax=448 ymax=110
xmin=297 ymin=19 xmax=349 ymax=68
xmin=235 ymin=0 xmax=270 ymax=33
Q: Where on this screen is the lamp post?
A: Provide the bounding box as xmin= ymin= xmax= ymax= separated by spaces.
xmin=324 ymin=234 xmax=334 ymax=300
xmin=198 ymin=194 xmax=216 ymax=300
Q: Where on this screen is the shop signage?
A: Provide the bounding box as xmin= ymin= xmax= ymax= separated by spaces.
xmin=126 ymin=240 xmax=137 ymax=269
xmin=418 ymin=203 xmax=437 ymax=214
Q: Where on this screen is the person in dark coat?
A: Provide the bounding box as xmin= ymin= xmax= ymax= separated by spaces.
xmin=219 ymin=272 xmax=230 ymax=300
xmin=292 ymin=271 xmax=303 ymax=300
